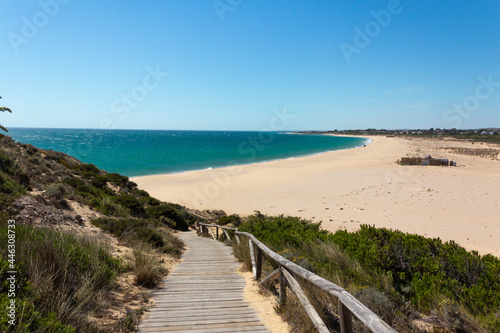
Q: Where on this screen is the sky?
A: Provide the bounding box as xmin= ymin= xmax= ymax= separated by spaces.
xmin=1 ymin=0 xmax=499 ymax=131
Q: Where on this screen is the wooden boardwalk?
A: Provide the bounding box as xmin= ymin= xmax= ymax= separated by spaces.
xmin=139 ymin=231 xmax=271 ymax=333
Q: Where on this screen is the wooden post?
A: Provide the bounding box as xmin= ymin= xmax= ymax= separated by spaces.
xmin=216 ymin=226 xmax=219 ymax=240
xmin=282 ymin=269 xmax=329 ymax=333
xmin=207 ymin=227 xmax=216 ymax=240
xmin=234 ymin=234 xmax=240 ymax=245
xmin=338 ymin=299 xmax=354 ymax=333
xmin=279 ymin=266 xmax=286 ymax=306
xmin=223 ymin=229 xmax=230 ymax=242
xmin=256 ymin=247 xmax=262 ymax=280
xmin=249 ymin=239 xmax=257 ymax=279
xmin=258 ymin=267 xmax=280 ymax=288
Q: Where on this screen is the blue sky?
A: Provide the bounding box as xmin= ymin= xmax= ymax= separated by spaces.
xmin=1 ymin=0 xmax=499 ymax=131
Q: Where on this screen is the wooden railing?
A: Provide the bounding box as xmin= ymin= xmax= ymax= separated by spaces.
xmin=198 ymin=223 xmax=397 ymax=333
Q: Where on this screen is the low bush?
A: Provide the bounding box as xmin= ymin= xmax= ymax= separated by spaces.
xmin=114 ymin=194 xmax=145 ymax=217
xmin=146 ymin=204 xmax=189 ymax=231
xmin=132 ymin=249 xmax=167 ymax=288
xmin=0 ymin=225 xmax=121 ymax=332
xmin=78 ymin=163 xmax=100 ymax=178
xmin=45 ymin=183 xmax=73 ymax=200
xmin=218 ymin=214 xmax=242 ymax=226
xmin=104 ymin=173 xmax=129 ymax=187
xmin=91 ymin=217 xmax=184 ymax=256
xmin=237 ymin=213 xmax=494 ymax=332
xmin=63 ymin=176 xmax=86 ymax=188
xmin=91 ymin=174 xmax=108 ymax=189
xmin=0 ymin=172 xmax=24 ymax=194
xmin=0 ymin=152 xmax=28 ymax=194
xmin=330 ymin=225 xmax=500 ymax=330
xmin=119 ymin=308 xmax=147 ymax=332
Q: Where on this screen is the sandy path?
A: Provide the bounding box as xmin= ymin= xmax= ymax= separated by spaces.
xmin=132 ymin=136 xmax=500 ymax=256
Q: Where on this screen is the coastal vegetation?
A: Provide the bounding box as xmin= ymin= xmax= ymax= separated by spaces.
xmin=0 ymin=134 xmax=201 ymax=332
xmin=300 ymin=128 xmax=500 ymax=144
xmin=0 ymin=226 xmax=121 ymax=332
xmin=231 ymin=212 xmax=500 ymax=332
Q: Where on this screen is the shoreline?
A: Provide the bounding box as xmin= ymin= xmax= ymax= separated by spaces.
xmin=127 ymin=134 xmax=371 ymax=178
xmin=132 ymin=136 xmax=500 ymax=256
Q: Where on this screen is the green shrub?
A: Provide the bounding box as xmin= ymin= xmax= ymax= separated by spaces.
xmin=218 ymin=214 xmax=242 ymax=226
xmin=135 ymin=189 xmax=150 ymax=197
xmin=140 ymin=196 xmax=161 ymax=206
xmin=62 ymin=177 xmax=85 ymax=188
xmin=136 ymin=227 xmax=165 ymax=249
xmin=114 ymin=194 xmax=145 ymax=217
xmin=78 ymin=163 xmax=100 ymax=178
xmin=45 ymin=183 xmax=73 ymax=200
xmin=239 ymin=211 xmax=328 ymax=249
xmin=330 ymin=225 xmax=500 ymax=322
xmin=0 ymin=151 xmax=29 ymax=192
xmin=91 ymin=174 xmax=108 ymax=188
xmin=119 ymin=308 xmax=147 ymax=332
xmin=146 ymin=204 xmax=189 ymax=231
xmin=91 ymin=217 xmax=184 ymax=255
xmin=0 ymin=172 xmax=24 ymax=194
xmin=63 ymin=177 xmax=86 ymax=188
xmin=104 ymin=173 xmax=129 ymax=187
xmin=0 ymin=151 xmax=15 ymax=173
xmin=93 ymin=196 xmax=121 ymax=216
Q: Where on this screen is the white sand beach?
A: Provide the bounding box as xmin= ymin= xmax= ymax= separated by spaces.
xmin=132 ymin=136 xmax=500 ymax=256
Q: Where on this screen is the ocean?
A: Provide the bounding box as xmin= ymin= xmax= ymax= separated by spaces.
xmin=6 ymin=128 xmax=368 ymax=177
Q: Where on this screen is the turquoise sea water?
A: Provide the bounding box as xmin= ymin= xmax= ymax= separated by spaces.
xmin=6 ymin=128 xmax=369 ymax=177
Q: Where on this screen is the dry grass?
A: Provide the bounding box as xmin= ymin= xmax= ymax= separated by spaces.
xmin=130 ymin=247 xmax=168 ymax=288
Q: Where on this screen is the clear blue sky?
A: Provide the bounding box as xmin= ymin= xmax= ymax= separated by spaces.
xmin=1 ymin=1 xmax=499 ymax=131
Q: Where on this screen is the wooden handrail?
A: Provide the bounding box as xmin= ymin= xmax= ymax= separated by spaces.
xmin=198 ymin=223 xmax=397 ymax=333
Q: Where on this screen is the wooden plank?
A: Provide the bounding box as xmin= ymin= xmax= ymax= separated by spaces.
xmin=139 ymin=231 xmax=270 ymax=333
xmin=141 ymin=313 xmax=259 ymax=323
xmin=140 ymin=324 xmax=269 ymax=333
xmin=148 ymin=302 xmax=251 ymax=312
xmin=147 ymin=308 xmax=257 ymax=317
xmin=140 ymin=317 xmax=265 ymax=328
xmin=282 ymin=268 xmax=329 ymax=333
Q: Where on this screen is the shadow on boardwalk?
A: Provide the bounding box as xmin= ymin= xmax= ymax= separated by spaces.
xmin=139 ymin=231 xmax=271 ymax=333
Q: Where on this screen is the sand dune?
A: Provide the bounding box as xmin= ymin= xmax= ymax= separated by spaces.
xmin=132 ymin=136 xmax=500 ymax=256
